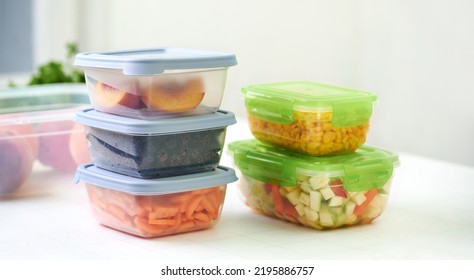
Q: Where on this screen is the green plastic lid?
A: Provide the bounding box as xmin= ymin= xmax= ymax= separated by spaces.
xmin=242 ymin=81 xmax=377 ymax=127
xmin=228 ymin=139 xmax=399 ymax=192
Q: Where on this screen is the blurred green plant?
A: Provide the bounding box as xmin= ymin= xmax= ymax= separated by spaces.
xmin=27 ymin=42 xmax=85 ymax=85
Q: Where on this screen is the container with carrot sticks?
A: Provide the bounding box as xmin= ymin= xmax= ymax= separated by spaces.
xmin=74 ymin=164 xmax=237 ymax=238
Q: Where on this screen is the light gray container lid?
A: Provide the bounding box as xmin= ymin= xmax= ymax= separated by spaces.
xmin=74 ymin=108 xmax=236 ymax=135
xmin=74 ymin=164 xmax=237 ymax=195
xmin=74 ymin=47 xmax=237 ymax=75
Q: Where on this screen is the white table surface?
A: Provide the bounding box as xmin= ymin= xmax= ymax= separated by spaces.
xmin=1 ymin=119 xmax=473 ymax=260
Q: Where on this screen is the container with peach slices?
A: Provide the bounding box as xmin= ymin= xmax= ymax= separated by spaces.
xmin=74 ymin=164 xmax=237 ymax=238
xmin=74 ymin=47 xmax=237 ymax=120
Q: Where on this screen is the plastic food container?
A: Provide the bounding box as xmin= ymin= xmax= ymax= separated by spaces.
xmin=74 ymin=164 xmax=237 ymax=238
xmin=74 ymin=47 xmax=237 ymax=119
xmin=0 ymin=84 xmax=90 ymax=195
xmin=74 ymin=108 xmax=236 ymax=179
xmin=242 ymin=81 xmax=377 ymax=156
xmin=228 ymin=140 xmax=399 ymax=230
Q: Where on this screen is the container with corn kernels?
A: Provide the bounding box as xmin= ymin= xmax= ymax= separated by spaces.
xmin=242 ymin=81 xmax=377 ymax=156
xmin=228 ymin=139 xmax=399 ymax=230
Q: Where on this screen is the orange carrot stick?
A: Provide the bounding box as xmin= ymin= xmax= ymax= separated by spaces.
xmin=186 ymin=195 xmax=203 ymax=218
xmin=107 ymin=203 xmax=131 ymax=224
xmin=148 ymin=206 xmax=179 ymax=219
xmin=88 ymin=192 xmax=108 ymax=210
xmin=271 ymin=184 xmax=284 ymax=214
xmin=282 ymin=200 xmax=298 ymax=222
xmin=176 ymin=221 xmax=195 ymax=232
xmin=194 ymin=219 xmax=211 ymax=228
xmin=167 ymin=213 xmax=182 ymax=233
xmin=206 ymin=189 xmax=220 ymax=210
xmin=194 ymin=212 xmax=210 ymax=222
xmin=136 ymin=196 xmax=153 ymax=218
xmin=353 ymin=189 xmax=378 ymax=216
xmin=200 ymin=196 xmax=216 ymax=214
xmin=195 ymin=204 xmax=204 ymax=212
xmin=170 ymin=193 xmax=191 ymax=204
xmin=148 ymin=218 xmax=176 ymax=226
xmin=133 ymin=216 xmax=164 ymax=235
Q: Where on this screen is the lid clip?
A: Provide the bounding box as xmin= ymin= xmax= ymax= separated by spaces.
xmin=343 ymin=158 xmax=394 ymax=192
xmin=331 ymin=97 xmax=374 ymax=128
xmin=244 ymin=91 xmax=295 ymax=124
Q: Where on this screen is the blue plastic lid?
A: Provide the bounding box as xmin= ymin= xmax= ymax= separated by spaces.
xmin=74 ymin=164 xmax=237 ymax=195
xmin=74 ymin=47 xmax=237 ymax=75
xmin=74 ymin=108 xmax=236 ymax=135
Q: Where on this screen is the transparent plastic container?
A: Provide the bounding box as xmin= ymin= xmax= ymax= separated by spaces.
xmin=242 ymin=81 xmax=377 ymax=156
xmin=74 ymin=48 xmax=237 ymax=119
xmin=228 ymin=140 xmax=399 ymax=230
xmin=74 ymin=164 xmax=237 ymax=238
xmin=74 ymin=108 xmax=236 ymax=179
xmin=0 ymin=84 xmax=90 ymax=195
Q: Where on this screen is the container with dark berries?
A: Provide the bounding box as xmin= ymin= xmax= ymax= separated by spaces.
xmin=75 ymin=108 xmax=236 ymax=179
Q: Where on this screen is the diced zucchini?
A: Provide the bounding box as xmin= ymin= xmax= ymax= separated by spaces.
xmin=308 ymin=175 xmax=330 ymax=190
xmin=279 ymin=186 xmax=288 ymax=197
xmin=330 ymin=206 xmax=343 ymax=215
xmin=348 ymin=192 xmax=358 ymax=198
xmin=286 ymin=189 xmax=301 ymax=206
xmin=379 ymin=182 xmax=391 ymax=194
xmin=346 ymin=214 xmax=357 ymax=224
xmin=319 ymin=211 xmax=334 ymax=227
xmin=309 ymin=191 xmax=321 ymax=211
xmin=295 ymin=203 xmax=305 ymax=216
xmin=370 ymin=194 xmax=385 ymax=209
xmin=366 ymin=206 xmax=382 ymax=219
xmin=334 ymin=213 xmax=347 ymax=227
xmin=296 ymin=173 xmax=309 ymax=183
xmin=299 ymin=182 xmax=312 ymax=194
xmin=251 ymin=184 xmax=263 ymax=196
xmin=328 ymin=196 xmax=344 ymax=207
xmin=344 ymin=201 xmax=356 ymax=216
xmin=351 ymin=192 xmax=367 ymax=205
xmin=299 ymin=192 xmax=310 ymax=206
xmin=304 ymin=206 xmax=319 ymax=222
xmin=319 ymin=187 xmax=335 ymax=200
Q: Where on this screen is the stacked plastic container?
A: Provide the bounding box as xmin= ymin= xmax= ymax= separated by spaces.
xmin=73 ymin=48 xmax=238 ymax=238
xmin=228 ymin=81 xmax=400 ymax=230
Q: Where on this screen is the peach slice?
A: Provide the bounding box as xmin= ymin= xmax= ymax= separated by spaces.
xmin=0 ymin=131 xmax=35 ymax=194
xmin=142 ymin=78 xmax=205 ymax=113
xmin=69 ymin=123 xmax=91 ymax=166
xmin=0 ymin=115 xmax=39 ymax=158
xmin=94 ymin=82 xmax=143 ymax=110
xmin=37 ymin=120 xmax=77 ymax=172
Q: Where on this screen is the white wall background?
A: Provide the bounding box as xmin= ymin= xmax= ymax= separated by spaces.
xmin=24 ymin=0 xmax=474 ymax=166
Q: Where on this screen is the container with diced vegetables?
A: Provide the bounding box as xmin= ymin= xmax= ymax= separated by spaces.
xmin=0 ymin=84 xmax=90 ymax=195
xmin=74 ymin=164 xmax=237 ymax=238
xmin=242 ymin=81 xmax=377 ymax=156
xmin=228 ymin=139 xmax=399 ymax=229
xmin=74 ymin=47 xmax=237 ymax=120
